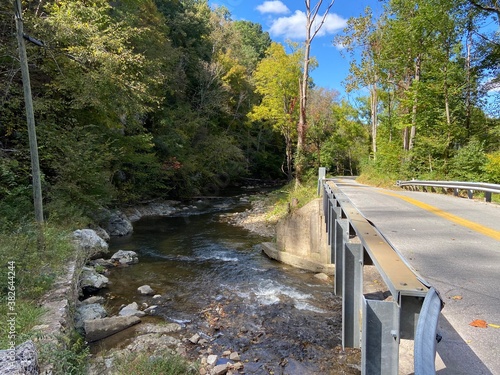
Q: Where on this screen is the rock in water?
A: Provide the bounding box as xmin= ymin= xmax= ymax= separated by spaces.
xmin=111 ymin=250 xmax=139 ymax=265
xmin=106 ymin=211 xmax=133 ymax=236
xmin=72 ymin=229 xmax=110 ymax=259
xmin=84 ymin=316 xmax=141 ymax=342
xmin=79 ymin=267 xmax=109 ymax=294
xmin=137 ymin=284 xmax=155 ymax=295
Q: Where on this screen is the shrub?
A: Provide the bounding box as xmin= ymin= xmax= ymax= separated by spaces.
xmin=449 ymin=139 xmax=487 ymax=181
xmin=111 ymin=352 xmax=198 ymax=375
xmin=484 ymin=151 xmax=500 ymax=184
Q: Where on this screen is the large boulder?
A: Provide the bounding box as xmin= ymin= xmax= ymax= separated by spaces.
xmin=119 ymin=302 xmax=145 ymax=317
xmin=93 ymin=226 xmax=110 ymax=242
xmin=105 ymin=211 xmax=133 ymax=236
xmin=111 ymin=250 xmax=138 ymax=265
xmin=72 ymin=229 xmax=110 ymax=259
xmin=0 ymin=340 xmax=39 ymax=375
xmin=79 ymin=267 xmax=109 ymax=294
xmin=137 ymin=285 xmax=155 ymax=295
xmin=75 ymin=303 xmax=107 ymax=330
xmin=84 ymin=316 xmax=141 ymax=342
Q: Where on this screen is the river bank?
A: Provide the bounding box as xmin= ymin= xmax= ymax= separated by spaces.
xmin=219 ymin=194 xmax=279 ymax=238
xmin=16 ymin=184 xmax=361 ymax=375
xmin=79 ymin=190 xmax=361 ymax=375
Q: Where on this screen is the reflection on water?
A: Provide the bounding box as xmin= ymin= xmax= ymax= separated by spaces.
xmin=98 ymin=199 xmax=361 ymax=374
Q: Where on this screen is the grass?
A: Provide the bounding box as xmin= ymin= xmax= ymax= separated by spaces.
xmin=111 ymin=352 xmax=198 ymax=375
xmin=264 ymin=178 xmax=320 ymax=223
xmin=0 ymin=220 xmax=88 ymax=374
xmin=356 ymin=173 xmax=398 ymax=189
xmin=36 ymin=331 xmax=89 ymax=375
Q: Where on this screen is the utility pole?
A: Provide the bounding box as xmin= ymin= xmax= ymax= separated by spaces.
xmin=13 ymin=0 xmax=44 ymax=224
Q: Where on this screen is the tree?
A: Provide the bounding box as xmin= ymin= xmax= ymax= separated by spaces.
xmin=250 ymin=43 xmax=302 ymax=180
xmin=233 ymin=20 xmax=272 ymax=72
xmin=321 ymin=100 xmax=369 ymax=175
xmin=307 ymin=87 xmax=339 ymax=169
xmin=336 ymin=8 xmax=381 ymax=159
xmin=297 ymin=0 xmax=335 ymax=183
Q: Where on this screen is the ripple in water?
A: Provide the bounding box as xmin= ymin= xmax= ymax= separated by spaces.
xmin=99 ymin=200 xmax=360 ymax=374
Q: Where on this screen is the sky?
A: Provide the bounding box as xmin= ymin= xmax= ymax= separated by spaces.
xmin=209 ymin=0 xmax=383 ymax=98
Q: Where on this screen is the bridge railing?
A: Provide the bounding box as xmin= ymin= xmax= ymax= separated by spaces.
xmin=322 ymin=179 xmax=444 ymax=375
xmin=396 ymin=179 xmax=500 ymax=202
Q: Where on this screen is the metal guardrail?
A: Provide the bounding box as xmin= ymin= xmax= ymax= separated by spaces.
xmin=322 ymin=179 xmax=444 ymax=375
xmin=396 ymin=180 xmax=500 ymax=202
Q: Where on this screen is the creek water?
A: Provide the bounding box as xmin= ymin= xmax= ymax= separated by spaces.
xmin=97 ymin=196 xmax=361 ymax=374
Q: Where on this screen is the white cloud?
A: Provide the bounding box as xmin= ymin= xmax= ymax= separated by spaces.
xmin=256 ymin=1 xmax=290 ymax=15
xmin=334 ymin=42 xmax=346 ymax=50
xmin=269 ymin=10 xmax=347 ymax=40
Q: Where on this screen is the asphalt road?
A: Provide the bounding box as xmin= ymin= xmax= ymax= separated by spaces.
xmin=333 ymin=178 xmax=500 ymax=375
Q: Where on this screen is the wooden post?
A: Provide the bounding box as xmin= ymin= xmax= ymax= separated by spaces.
xmin=13 ymin=0 xmax=44 ymax=224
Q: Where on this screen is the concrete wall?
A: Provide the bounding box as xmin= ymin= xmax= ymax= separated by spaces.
xmin=262 ymin=198 xmax=334 ymax=275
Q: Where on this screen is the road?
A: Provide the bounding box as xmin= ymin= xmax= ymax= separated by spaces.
xmin=333 ymin=178 xmax=500 ymax=375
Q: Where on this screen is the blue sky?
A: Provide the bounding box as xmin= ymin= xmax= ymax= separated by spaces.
xmin=209 ymin=0 xmax=383 ymax=98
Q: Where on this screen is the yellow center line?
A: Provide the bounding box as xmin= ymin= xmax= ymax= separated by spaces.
xmin=378 ymin=190 xmax=500 ymax=241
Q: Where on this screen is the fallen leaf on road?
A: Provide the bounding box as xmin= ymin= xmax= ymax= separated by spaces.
xmin=451 ymin=295 xmax=462 ymax=300
xmin=469 ymin=319 xmax=488 ymax=328
xmin=488 ymin=323 xmax=500 ymax=329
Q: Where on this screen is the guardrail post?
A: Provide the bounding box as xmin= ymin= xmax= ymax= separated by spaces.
xmin=322 ymin=180 xmax=444 ymax=375
xmin=485 ymin=192 xmax=492 ymax=202
xmin=334 ymin=218 xmax=349 ymax=296
xmin=362 ymin=298 xmax=400 ymax=375
xmin=343 ymin=241 xmax=363 ymax=348
xmin=317 ymin=167 xmax=326 ymax=196
xmin=323 ymin=186 xmax=329 ymax=224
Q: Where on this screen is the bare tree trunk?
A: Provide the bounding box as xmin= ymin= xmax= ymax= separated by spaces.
xmin=465 ymin=26 xmax=472 ymax=138
xmin=296 ymin=0 xmax=334 ymax=185
xmin=285 ymin=131 xmax=293 ymax=181
xmin=370 ymin=82 xmax=377 ymax=159
xmin=409 ymin=54 xmax=421 ymax=151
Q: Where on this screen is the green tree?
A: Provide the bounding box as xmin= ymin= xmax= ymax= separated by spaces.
xmin=233 ymin=20 xmax=272 ymax=72
xmin=321 ymin=100 xmax=370 ymax=176
xmin=250 ymin=43 xmax=302 ymax=180
xmin=336 ymin=8 xmax=381 ymax=159
xmin=306 ymin=87 xmax=339 ymax=170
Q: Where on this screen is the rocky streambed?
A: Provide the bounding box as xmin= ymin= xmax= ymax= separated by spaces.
xmin=73 ymin=194 xmax=361 ymax=375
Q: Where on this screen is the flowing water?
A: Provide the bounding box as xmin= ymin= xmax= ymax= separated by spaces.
xmin=96 ymin=196 xmax=361 ymax=374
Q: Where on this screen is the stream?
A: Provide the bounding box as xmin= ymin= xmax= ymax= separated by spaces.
xmin=94 ymin=195 xmax=361 ymax=374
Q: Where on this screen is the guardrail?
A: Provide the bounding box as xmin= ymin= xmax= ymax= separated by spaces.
xmin=396 ymin=180 xmax=500 ymax=202
xmin=322 ymin=179 xmax=444 ymax=375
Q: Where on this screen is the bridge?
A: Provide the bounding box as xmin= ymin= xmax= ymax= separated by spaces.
xmin=325 ymin=177 xmax=500 ymax=374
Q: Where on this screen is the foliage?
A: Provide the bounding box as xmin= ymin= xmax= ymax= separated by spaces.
xmin=265 ymin=179 xmax=320 ymax=222
xmin=0 ymin=222 xmax=76 ymax=299
xmin=0 ymin=221 xmax=85 ymax=372
xmin=316 ymin=99 xmax=370 ymax=177
xmin=251 ymin=42 xmax=303 ymax=180
xmin=111 ymin=351 xmax=198 ymax=375
xmin=340 ymin=0 xmax=500 ymax=183
xmin=484 ymin=151 xmax=500 ymax=183
xmin=1 ymin=0 xmax=499 ymax=227
xmin=0 ymin=301 xmax=44 ymax=348
xmin=37 ymin=332 xmax=89 ymax=375
xmin=450 ymin=138 xmax=487 ymax=181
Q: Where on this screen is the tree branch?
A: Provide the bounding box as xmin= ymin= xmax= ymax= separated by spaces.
xmin=467 ymin=0 xmax=500 ymax=19
xmin=310 ymin=1 xmax=335 ymax=41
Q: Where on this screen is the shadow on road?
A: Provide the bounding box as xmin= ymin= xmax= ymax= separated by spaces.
xmin=436 ymin=314 xmax=493 ymax=375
